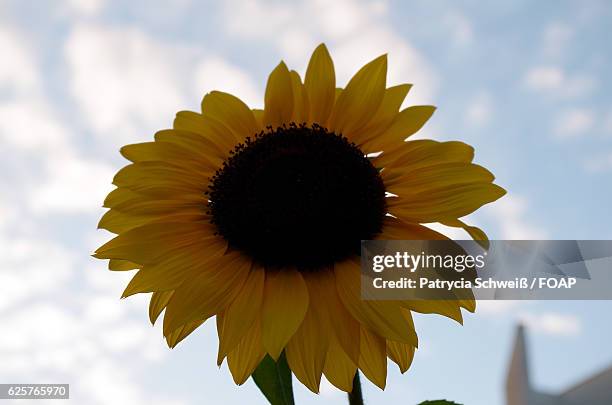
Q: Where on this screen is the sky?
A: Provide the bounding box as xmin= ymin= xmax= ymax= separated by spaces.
xmin=1 ymin=0 xmax=612 ymax=404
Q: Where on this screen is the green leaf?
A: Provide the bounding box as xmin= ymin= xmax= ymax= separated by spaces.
xmin=418 ymin=401 xmax=462 ymax=405
xmin=252 ymin=352 xmax=295 ymax=405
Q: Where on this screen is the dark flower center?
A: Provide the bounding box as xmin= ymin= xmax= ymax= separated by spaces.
xmin=207 ymin=123 xmax=386 ymax=270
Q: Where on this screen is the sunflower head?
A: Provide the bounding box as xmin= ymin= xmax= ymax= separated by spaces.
xmin=207 ymin=122 xmax=387 ymax=270
xmin=95 ymin=43 xmax=505 ymax=393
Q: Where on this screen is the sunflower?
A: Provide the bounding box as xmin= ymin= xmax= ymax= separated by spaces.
xmin=95 ymin=44 xmax=505 ymax=393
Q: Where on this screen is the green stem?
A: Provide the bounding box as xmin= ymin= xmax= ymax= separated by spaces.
xmin=347 ymin=372 xmax=364 ymax=405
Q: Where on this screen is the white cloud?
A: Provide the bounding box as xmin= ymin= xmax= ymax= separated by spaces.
xmin=0 ymin=25 xmax=113 ymax=219
xmin=443 ymin=10 xmax=474 ymax=48
xmin=0 ymin=19 xmax=184 ymax=390
xmin=524 ymin=66 xmax=563 ymax=90
xmin=0 ymin=97 xmax=113 ymax=217
xmin=222 ymin=0 xmax=438 ymax=105
xmin=476 ymin=300 xmax=525 ymax=316
xmin=465 ymin=91 xmax=493 ymax=127
xmin=0 ymin=236 xmax=74 ymax=313
xmin=223 ymin=0 xmax=294 ymax=39
xmin=542 ymin=22 xmax=574 ymax=58
xmin=0 ymin=98 xmax=70 ymax=151
xmin=0 ymin=91 xmax=114 ymax=216
xmin=0 ymin=27 xmax=40 ymax=95
xmin=63 ymin=0 xmax=106 ymax=16
xmin=523 ymin=66 xmax=595 ymax=99
xmin=0 ymin=24 xmax=75 ymax=181
xmin=331 ymin=28 xmax=438 ymax=104
xmin=64 ymin=23 xmax=261 ymax=144
xmin=76 ymin=358 xmax=186 ymax=405
xmin=604 ymin=108 xmax=612 ymax=135
xmin=309 ymin=0 xmax=388 ymax=41
xmin=0 ymin=199 xmax=14 ymax=230
xmin=29 ymin=150 xmax=115 ymax=214
xmin=194 ymin=56 xmax=262 ymax=108
xmin=583 ymin=152 xmax=612 ymax=173
xmin=425 ymin=222 xmax=471 ymax=240
xmin=518 ymin=312 xmax=581 ymax=337
xmin=553 ymin=108 xmax=595 ymax=137
xmin=476 ymin=303 xmax=581 ymax=337
xmin=487 ymin=195 xmax=548 ymax=239
xmin=0 ymin=228 xmax=183 ymax=404
xmin=64 ymin=24 xmax=193 ymax=144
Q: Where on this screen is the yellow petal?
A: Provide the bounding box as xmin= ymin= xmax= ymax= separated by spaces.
xmin=377 ymin=216 xmax=449 ymax=241
xmin=227 ymin=318 xmax=266 ymax=385
xmin=113 ymin=161 xmax=211 ymax=192
xmin=310 ymin=269 xmax=360 ymax=365
xmin=252 ymin=109 xmax=264 ymax=130
xmin=172 ymin=111 xmax=238 ymax=154
xmin=149 ymin=290 xmax=174 ymax=324
xmin=384 ymin=163 xmax=495 ymax=193
xmin=323 ymin=337 xmax=357 ymax=392
xmin=94 ymin=222 xmax=221 ymax=264
xmin=290 ymin=70 xmax=309 ymax=123
xmin=156 ymin=127 xmax=228 ymax=163
xmin=442 ymin=218 xmax=489 ymax=250
xmin=388 ymin=183 xmax=507 ymax=223
xmin=401 ymin=300 xmax=463 ymax=324
xmin=304 ymin=44 xmax=335 ymax=126
xmin=103 ymin=187 xmax=140 ymax=208
xmin=112 ymin=187 xmax=205 ymax=203
xmin=334 ymin=87 xmax=342 ymax=102
xmin=121 ymin=245 xmax=226 ymax=297
xmin=263 ymin=61 xmax=294 ymax=128
xmin=361 ymin=105 xmax=436 ymax=153
xmin=162 ymin=252 xmax=251 ymax=335
xmin=359 ymin=327 xmax=387 ymax=389
xmin=217 ymin=264 xmax=265 ymax=364
xmin=120 ymin=141 xmax=205 ymax=168
xmin=98 ymin=210 xmax=149 ymax=234
xmin=110 ymin=199 xmax=206 ymax=218
xmin=387 ymin=340 xmax=415 ymax=373
xmin=329 ymin=54 xmax=387 ymax=135
xmin=261 ymin=269 xmax=309 ymax=360
xmin=166 ymin=319 xmax=205 ymax=348
xmin=349 ymin=84 xmax=411 ymax=143
xmin=335 ymin=258 xmax=418 ymax=345
xmin=285 ymin=317 xmax=327 ymax=393
xmin=380 ymin=232 xmax=475 ymax=314
xmin=98 ymin=209 xmax=209 ymax=234
xmin=285 ymin=272 xmax=333 ymax=393
xmin=201 ymin=91 xmax=259 ymax=141
xmin=374 ymin=140 xmax=474 ymax=170
xmin=461 ymin=299 xmax=476 ymax=313
xmin=108 ymin=259 xmax=139 ymax=271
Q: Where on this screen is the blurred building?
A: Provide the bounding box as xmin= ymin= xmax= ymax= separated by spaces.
xmin=506 ymin=325 xmax=612 ymax=405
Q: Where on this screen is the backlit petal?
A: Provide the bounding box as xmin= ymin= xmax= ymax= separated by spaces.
xmin=263 ymin=62 xmax=294 ymax=128
xmin=162 ymin=252 xmax=251 ymax=335
xmin=349 ymin=84 xmax=411 ymax=143
xmin=361 ymin=105 xmax=436 ymax=153
xmin=387 ymin=340 xmax=415 ymax=373
xmin=359 ymin=327 xmax=387 ymax=389
xmin=201 ymin=91 xmax=259 ymax=141
xmin=304 ymin=44 xmax=335 ymax=126
xmin=149 ymin=290 xmax=174 ymax=324
xmin=217 ymin=264 xmax=265 ymax=364
xmin=335 ymin=258 xmax=418 ymax=346
xmin=329 ymin=54 xmax=387 ymax=134
xmin=323 ymin=337 xmax=357 ymax=392
xmin=261 ymin=268 xmax=309 ymax=360
xmin=227 ymin=319 xmax=266 ymax=385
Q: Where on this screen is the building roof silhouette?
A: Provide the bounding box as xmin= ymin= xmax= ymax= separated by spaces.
xmin=506 ymin=324 xmax=612 ymax=405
